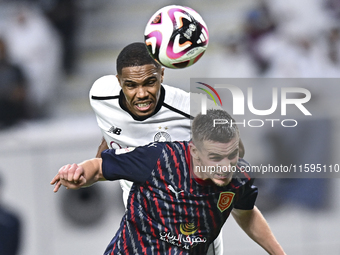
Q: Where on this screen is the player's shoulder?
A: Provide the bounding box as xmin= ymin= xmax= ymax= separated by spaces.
xmin=161 ymin=84 xmax=192 ymax=116
xmin=163 ymin=84 xmax=190 ymax=101
xmin=90 ymin=75 xmax=121 ymax=97
xmin=161 ymin=141 xmax=190 ymax=160
xmin=237 ymin=158 xmax=251 ymax=168
xmin=161 ymin=84 xmax=222 ymax=118
xmin=162 ymin=84 xmax=217 ymax=117
xmin=139 ymin=141 xmax=189 ymax=156
xmin=235 ymin=158 xmax=256 ymax=184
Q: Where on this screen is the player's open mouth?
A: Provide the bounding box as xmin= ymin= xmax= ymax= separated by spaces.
xmin=135 ymin=102 xmax=152 ymax=111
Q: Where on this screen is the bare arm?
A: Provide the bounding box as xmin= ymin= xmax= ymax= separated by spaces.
xmin=96 ymin=137 xmax=109 ymax=158
xmin=50 ymin=158 xmax=106 ymax=193
xmin=231 ymin=206 xmax=286 ymax=255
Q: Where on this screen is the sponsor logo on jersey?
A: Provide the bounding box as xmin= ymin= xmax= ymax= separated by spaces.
xmin=154 ymin=131 xmax=171 ymax=142
xmin=217 ymin=191 xmax=235 ymax=212
xmin=108 ymin=126 xmax=122 ymax=135
xmin=180 ymin=223 xmax=198 ymax=235
xmin=160 ymin=222 xmax=207 ymax=249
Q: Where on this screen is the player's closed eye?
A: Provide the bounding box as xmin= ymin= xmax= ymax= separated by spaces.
xmin=210 ymin=156 xmax=224 ymax=162
xmin=125 ymin=83 xmax=136 ymax=88
xmin=228 ymin=151 xmax=238 ymax=160
xmin=145 ymin=79 xmax=156 ymax=86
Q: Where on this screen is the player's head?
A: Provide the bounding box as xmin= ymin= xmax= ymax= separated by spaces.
xmin=191 ymin=109 xmax=239 ymax=147
xmin=190 ymin=109 xmax=240 ymax=187
xmin=116 ymin=42 xmax=165 ymax=119
xmin=116 ymin=42 xmax=162 ymax=75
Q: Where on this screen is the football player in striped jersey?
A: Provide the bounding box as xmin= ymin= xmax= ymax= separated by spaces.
xmin=51 ymin=109 xmax=285 ymax=255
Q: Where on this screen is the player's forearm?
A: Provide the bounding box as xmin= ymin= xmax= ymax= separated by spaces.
xmin=51 ymin=158 xmax=106 ymax=193
xmin=96 ymin=137 xmax=109 ymax=158
xmin=79 ymin=158 xmax=106 ymax=185
xmin=232 ymin=207 xmax=286 ymax=255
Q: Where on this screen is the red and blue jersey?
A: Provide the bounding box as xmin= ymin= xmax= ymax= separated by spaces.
xmin=101 ymin=141 xmax=257 ymax=255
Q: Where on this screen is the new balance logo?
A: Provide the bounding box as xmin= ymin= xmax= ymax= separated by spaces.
xmin=108 ymin=126 xmax=122 ymax=135
xmin=168 ymin=185 xmax=184 ymax=199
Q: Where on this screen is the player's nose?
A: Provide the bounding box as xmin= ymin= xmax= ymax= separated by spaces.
xmin=136 ymin=86 xmax=148 ymax=98
xmin=220 ymin=158 xmax=231 ymax=169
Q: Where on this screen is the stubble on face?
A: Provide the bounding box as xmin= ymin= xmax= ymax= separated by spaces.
xmin=191 ymin=136 xmax=239 ymax=187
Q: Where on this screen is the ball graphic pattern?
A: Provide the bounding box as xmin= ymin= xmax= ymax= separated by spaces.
xmin=144 ymin=5 xmax=209 ymax=68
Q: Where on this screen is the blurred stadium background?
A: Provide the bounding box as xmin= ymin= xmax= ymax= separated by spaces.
xmin=0 ymin=0 xmax=339 ymax=254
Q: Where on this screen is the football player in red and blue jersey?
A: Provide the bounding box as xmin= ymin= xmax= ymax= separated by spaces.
xmin=51 ymin=109 xmax=286 ymax=255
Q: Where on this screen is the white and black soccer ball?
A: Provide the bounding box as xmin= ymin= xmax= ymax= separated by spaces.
xmin=144 ymin=5 xmax=209 ymax=69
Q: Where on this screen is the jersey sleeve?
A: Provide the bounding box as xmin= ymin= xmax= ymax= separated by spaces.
xmin=101 ymin=142 xmax=164 ymax=183
xmin=233 ymin=159 xmax=258 ymax=210
xmin=233 ymin=179 xmax=258 ymax=210
xmin=89 ymin=75 xmax=122 ymax=140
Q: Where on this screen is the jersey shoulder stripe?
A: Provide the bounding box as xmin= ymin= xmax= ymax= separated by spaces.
xmin=162 ymin=84 xmax=194 ymax=119
xmin=91 ymin=95 xmax=120 ymax=100
xmin=162 ymin=103 xmax=193 ymax=119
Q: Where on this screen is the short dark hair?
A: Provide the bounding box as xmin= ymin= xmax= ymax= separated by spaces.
xmin=116 ymin=42 xmax=161 ymax=75
xmin=192 ymin=109 xmax=239 ymax=148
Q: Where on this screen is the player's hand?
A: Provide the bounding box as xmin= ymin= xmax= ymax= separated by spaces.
xmin=50 ymin=163 xmax=86 ymax=193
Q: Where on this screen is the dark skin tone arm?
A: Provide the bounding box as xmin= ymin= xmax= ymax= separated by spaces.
xmin=95 ymin=136 xmax=246 ymax=158
xmin=96 ymin=137 xmax=109 ymax=158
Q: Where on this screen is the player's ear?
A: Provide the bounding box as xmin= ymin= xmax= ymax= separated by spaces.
xmin=189 ymin=142 xmax=200 ymax=160
xmin=238 ymin=138 xmax=245 ymax=158
xmin=116 ymin=74 xmax=123 ymax=88
xmin=161 ymin=67 xmax=165 ymax=83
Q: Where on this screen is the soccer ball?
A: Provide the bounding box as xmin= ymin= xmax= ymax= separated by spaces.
xmin=144 ymin=5 xmax=209 ymax=69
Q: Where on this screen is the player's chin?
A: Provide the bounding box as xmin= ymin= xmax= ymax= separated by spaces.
xmin=212 ymin=176 xmax=232 ymax=187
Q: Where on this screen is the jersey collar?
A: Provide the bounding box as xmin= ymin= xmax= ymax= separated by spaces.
xmin=118 ymin=85 xmax=165 ymax=121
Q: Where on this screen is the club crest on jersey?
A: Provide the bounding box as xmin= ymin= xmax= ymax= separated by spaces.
xmin=108 ymin=126 xmax=122 ymax=135
xmin=217 ymin=192 xmax=235 ymax=212
xmin=154 ymin=131 xmax=171 ymax=142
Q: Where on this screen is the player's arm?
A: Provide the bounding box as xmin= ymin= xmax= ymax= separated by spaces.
xmin=231 ymin=206 xmax=286 ymax=255
xmin=96 ymin=137 xmax=109 ymax=158
xmin=50 ymin=158 xmax=106 ymax=193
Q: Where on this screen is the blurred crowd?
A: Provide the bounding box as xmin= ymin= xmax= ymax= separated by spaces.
xmin=213 ymin=0 xmax=340 ymax=212
xmin=0 ymin=0 xmax=78 ymax=128
xmin=211 ymin=0 xmax=340 ymax=78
